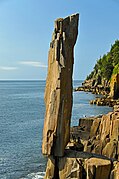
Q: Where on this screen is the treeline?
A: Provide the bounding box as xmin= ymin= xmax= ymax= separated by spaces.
xmin=86 ymin=40 xmax=119 ymax=81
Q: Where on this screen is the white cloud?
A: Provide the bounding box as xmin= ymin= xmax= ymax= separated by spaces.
xmin=19 ymin=61 xmax=47 ymax=68
xmin=0 ymin=66 xmax=18 ymax=70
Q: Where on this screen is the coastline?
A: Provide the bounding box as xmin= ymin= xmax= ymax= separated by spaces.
xmin=74 ymin=81 xmax=119 ymax=107
xmin=44 ymin=76 xmax=119 ymax=178
xmin=0 ymin=80 xmax=114 ymax=179
xmin=45 ymin=104 xmax=119 ymax=178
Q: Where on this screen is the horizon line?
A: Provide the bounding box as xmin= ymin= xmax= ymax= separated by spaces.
xmin=0 ymin=79 xmax=84 ymax=81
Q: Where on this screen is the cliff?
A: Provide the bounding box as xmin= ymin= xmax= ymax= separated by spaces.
xmin=82 ymin=40 xmax=119 ymax=99
xmin=71 ymin=106 xmax=119 ymax=160
xmin=110 ymin=74 xmax=119 ymax=99
xmin=69 ymin=106 xmax=119 ymax=178
xmin=42 ymin=14 xmax=119 ymax=179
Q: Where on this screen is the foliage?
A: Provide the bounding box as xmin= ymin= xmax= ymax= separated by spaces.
xmin=86 ymin=40 xmax=119 ymax=81
xmin=113 ymin=64 xmax=119 ymax=75
xmin=86 ymin=71 xmax=94 ymax=80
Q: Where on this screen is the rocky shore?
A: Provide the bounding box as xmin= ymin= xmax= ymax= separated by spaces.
xmin=70 ymin=105 xmax=119 ymax=160
xmin=74 ymin=78 xmax=119 ymax=107
xmin=42 ymin=14 xmax=119 ymax=178
xmin=44 ymin=105 xmax=119 ymax=178
xmin=76 ymin=39 xmax=119 ymax=107
xmin=90 ymin=97 xmax=119 ymax=107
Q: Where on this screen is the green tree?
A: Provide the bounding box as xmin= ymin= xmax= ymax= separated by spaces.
xmin=85 ymin=39 xmax=119 ymax=82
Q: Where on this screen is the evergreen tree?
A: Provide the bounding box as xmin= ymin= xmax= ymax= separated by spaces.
xmin=86 ymin=40 xmax=119 ymax=82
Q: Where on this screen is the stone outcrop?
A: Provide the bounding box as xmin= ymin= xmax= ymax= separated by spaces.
xmin=91 ymin=108 xmax=119 ymax=160
xmin=42 ymin=13 xmax=119 ymax=179
xmin=70 ymin=116 xmax=102 ymax=141
xmin=42 ymin=13 xmax=79 ymax=157
xmin=111 ymin=162 xmax=119 ymax=179
xmin=74 ymin=79 xmax=110 ymax=96
xmin=85 ymin=158 xmax=111 ymax=179
xmin=110 ymin=74 xmax=119 ymax=99
xmin=43 ymin=106 xmax=119 ymax=178
xmin=44 ymin=150 xmax=112 ymax=179
xmin=71 ymin=106 xmax=119 ymax=161
xmin=90 ymin=97 xmax=119 ymax=107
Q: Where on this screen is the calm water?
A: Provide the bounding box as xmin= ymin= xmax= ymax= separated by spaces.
xmin=0 ymin=80 xmax=112 ymax=179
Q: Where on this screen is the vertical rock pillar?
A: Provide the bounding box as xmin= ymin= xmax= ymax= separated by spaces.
xmin=42 ymin=14 xmax=79 ymax=157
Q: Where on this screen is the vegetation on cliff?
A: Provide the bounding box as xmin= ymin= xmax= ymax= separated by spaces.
xmin=86 ymin=40 xmax=119 ymax=83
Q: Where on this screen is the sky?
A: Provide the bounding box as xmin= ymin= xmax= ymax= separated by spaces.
xmin=0 ymin=0 xmax=119 ymax=80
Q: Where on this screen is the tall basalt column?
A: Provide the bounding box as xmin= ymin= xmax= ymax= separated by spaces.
xmin=42 ymin=14 xmax=79 ymax=157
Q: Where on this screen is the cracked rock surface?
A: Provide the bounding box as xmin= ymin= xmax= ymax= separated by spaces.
xmin=42 ymin=14 xmax=79 ymax=157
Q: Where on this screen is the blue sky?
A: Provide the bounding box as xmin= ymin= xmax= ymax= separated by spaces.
xmin=0 ymin=0 xmax=119 ymax=80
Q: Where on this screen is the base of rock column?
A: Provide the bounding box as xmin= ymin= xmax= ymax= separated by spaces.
xmin=44 ymin=150 xmax=113 ymax=179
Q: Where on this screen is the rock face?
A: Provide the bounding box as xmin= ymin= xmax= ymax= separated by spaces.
xmin=110 ymin=74 xmax=119 ymax=99
xmin=42 ymin=13 xmax=119 ymax=179
xmin=85 ymin=158 xmax=111 ymax=179
xmin=71 ymin=106 xmax=119 ymax=161
xmin=42 ymin=14 xmax=79 ymax=157
xmin=91 ymin=108 xmax=119 ymax=160
xmin=111 ymin=162 xmax=119 ymax=179
xmin=44 ymin=150 xmax=112 ymax=179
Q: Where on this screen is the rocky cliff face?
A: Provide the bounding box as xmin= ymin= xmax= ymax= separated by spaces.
xmin=42 ymin=13 xmax=79 ymax=157
xmin=44 ymin=150 xmax=112 ymax=179
xmin=42 ymin=14 xmax=119 ymax=179
xmin=110 ymin=74 xmax=119 ymax=99
xmin=85 ymin=107 xmax=119 ymax=160
xmin=71 ymin=106 xmax=119 ymax=161
xmin=80 ymin=40 xmax=119 ymax=99
xmin=61 ymin=107 xmax=119 ymax=179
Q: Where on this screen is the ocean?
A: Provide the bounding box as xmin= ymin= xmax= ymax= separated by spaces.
xmin=0 ymin=80 xmax=112 ymax=179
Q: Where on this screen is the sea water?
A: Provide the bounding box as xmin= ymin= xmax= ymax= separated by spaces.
xmin=0 ymin=80 xmax=112 ymax=179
